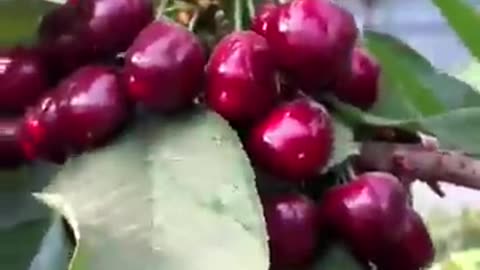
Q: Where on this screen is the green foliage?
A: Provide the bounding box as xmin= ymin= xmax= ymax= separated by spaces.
xmin=221 ymin=0 xmax=258 ymax=31
xmin=456 ymin=61 xmax=480 ymax=89
xmin=312 ymin=244 xmax=364 ymax=270
xmin=427 ymin=208 xmax=480 ymax=261
xmin=0 ymin=194 xmax=72 ymax=270
xmin=366 ymin=32 xmax=446 ymax=117
xmin=0 ymin=0 xmax=57 ymax=46
xmin=331 ymin=31 xmax=480 ymax=154
xmin=324 ymin=115 xmax=358 ymax=173
xmin=365 ymin=31 xmax=480 ymax=116
xmin=38 ymin=110 xmax=268 ymax=270
xmin=430 ymin=249 xmax=480 ymax=270
xmin=432 ymin=0 xmax=480 ymax=63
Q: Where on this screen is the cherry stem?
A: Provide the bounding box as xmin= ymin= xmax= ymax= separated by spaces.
xmin=246 ymin=0 xmax=256 ymax=19
xmin=358 ymin=142 xmax=480 ymax=193
xmin=234 ymin=0 xmax=243 ymax=31
xmin=188 ymin=10 xmax=200 ymax=31
xmin=158 ymin=0 xmax=171 ymax=16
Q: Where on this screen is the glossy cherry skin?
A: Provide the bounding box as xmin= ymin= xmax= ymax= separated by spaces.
xmin=0 ymin=48 xmax=48 ymax=113
xmin=20 ymin=91 xmax=68 ymax=163
xmin=0 ymin=119 xmax=26 ymax=168
xmin=247 ymin=98 xmax=333 ymax=181
xmin=334 ymin=48 xmax=381 ymax=110
xmin=376 ymin=211 xmax=435 ymax=270
xmin=38 ymin=5 xmax=91 ymax=79
xmin=251 ymin=3 xmax=279 ymax=37
xmin=262 ymin=194 xmax=318 ymax=269
xmin=20 ymin=66 xmax=129 ymax=163
xmin=123 ymin=21 xmax=206 ymax=113
xmin=320 ymin=172 xmax=408 ymax=263
xmin=38 ymin=0 xmax=153 ymax=78
xmin=264 ymin=0 xmax=357 ymax=92
xmin=206 ymin=31 xmax=278 ymax=125
xmin=319 ymin=172 xmax=434 ymax=269
xmin=75 ymin=0 xmax=154 ymax=56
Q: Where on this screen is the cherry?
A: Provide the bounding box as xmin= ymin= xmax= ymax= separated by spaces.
xmin=247 ymin=98 xmax=333 ymax=181
xmin=319 ymin=172 xmax=408 ymax=263
xmin=21 ymin=66 xmax=129 ymax=163
xmin=264 ymin=0 xmax=357 ymax=92
xmin=251 ymin=3 xmax=279 ymax=37
xmin=334 ymin=48 xmax=381 ymax=110
xmin=123 ymin=21 xmax=206 ymax=113
xmin=20 ymin=92 xmax=68 ymax=163
xmin=376 ymin=211 xmax=435 ymax=270
xmin=55 ymin=66 xmax=129 ymax=153
xmin=0 ymin=119 xmax=26 ymax=168
xmin=319 ymin=172 xmax=434 ymax=269
xmin=262 ymin=193 xmax=318 ymax=269
xmin=38 ymin=0 xmax=153 ymax=78
xmin=206 ymin=31 xmax=278 ymax=125
xmin=75 ymin=0 xmax=154 ymax=56
xmin=38 ymin=5 xmax=91 ymax=79
xmin=0 ymin=48 xmax=48 ymax=113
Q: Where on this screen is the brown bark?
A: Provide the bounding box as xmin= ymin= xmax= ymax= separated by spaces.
xmin=358 ymin=142 xmax=480 ymax=195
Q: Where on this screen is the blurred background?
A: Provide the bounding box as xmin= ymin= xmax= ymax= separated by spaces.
xmin=342 ymin=0 xmax=478 ymax=72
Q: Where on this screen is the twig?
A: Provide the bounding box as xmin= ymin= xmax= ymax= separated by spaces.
xmin=358 ymin=142 xmax=480 ymax=194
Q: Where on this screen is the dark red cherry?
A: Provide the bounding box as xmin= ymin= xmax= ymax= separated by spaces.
xmin=376 ymin=211 xmax=435 ymax=270
xmin=319 ymin=172 xmax=434 ymax=269
xmin=20 ymin=92 xmax=68 ymax=163
xmin=123 ymin=21 xmax=206 ymax=113
xmin=262 ymin=194 xmax=318 ymax=269
xmin=247 ymin=98 xmax=333 ymax=181
xmin=38 ymin=5 xmax=95 ymax=79
xmin=75 ymin=0 xmax=154 ymax=56
xmin=320 ymin=172 xmax=409 ymax=263
xmin=38 ymin=0 xmax=153 ymax=78
xmin=0 ymin=48 xmax=48 ymax=113
xmin=206 ymin=31 xmax=278 ymax=125
xmin=0 ymin=119 xmax=26 ymax=168
xmin=264 ymin=0 xmax=357 ymax=92
xmin=21 ymin=66 xmax=128 ymax=163
xmin=251 ymin=3 xmax=279 ymax=37
xmin=38 ymin=5 xmax=78 ymax=41
xmin=334 ymin=48 xmax=381 ymax=110
xmin=54 ymin=66 xmax=129 ymax=153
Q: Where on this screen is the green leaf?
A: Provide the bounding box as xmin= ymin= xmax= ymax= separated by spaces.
xmin=364 ymin=32 xmax=480 ymax=118
xmin=431 ymin=0 xmax=480 ymax=62
xmin=421 ymin=72 xmax=480 ymax=109
xmin=333 ymin=99 xmax=480 ymax=154
xmin=331 ymin=98 xmax=416 ymax=128
xmin=430 ymin=249 xmax=480 ymax=270
xmin=335 ymin=32 xmax=480 ymax=153
xmin=0 ymin=194 xmax=73 ymax=270
xmin=40 ymin=109 xmax=269 ymax=270
xmin=456 ymin=61 xmax=480 ymax=90
xmin=323 ymin=115 xmax=358 ymax=173
xmin=365 ymin=32 xmax=446 ymax=117
xmin=311 ymin=243 xmax=364 ymax=270
xmin=221 ymin=0 xmax=251 ymax=31
xmin=365 ymin=32 xmax=433 ymax=72
xmin=0 ymin=0 xmax=58 ymax=46
xmin=419 ymin=107 xmax=480 ymax=153
xmin=29 ymin=211 xmax=74 ymax=270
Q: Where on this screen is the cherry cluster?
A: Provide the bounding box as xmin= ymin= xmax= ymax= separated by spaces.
xmin=0 ymin=0 xmax=434 ymax=269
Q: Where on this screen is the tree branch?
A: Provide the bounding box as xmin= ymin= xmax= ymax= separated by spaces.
xmin=358 ymin=142 xmax=480 ymax=193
